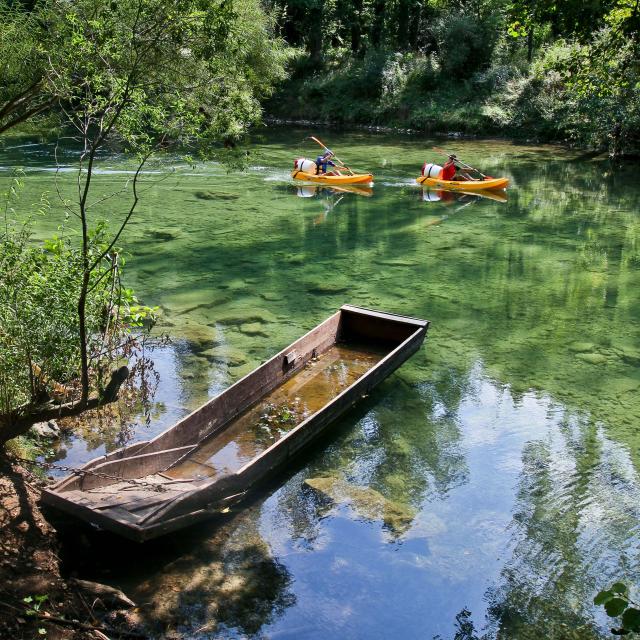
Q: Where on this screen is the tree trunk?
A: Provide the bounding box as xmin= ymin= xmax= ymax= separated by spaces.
xmin=396 ymin=0 xmax=410 ymax=51
xmin=308 ymin=5 xmax=324 ymax=63
xmin=0 ymin=367 xmax=129 ymax=447
xmin=351 ymin=0 xmax=363 ymax=54
xmin=78 ymin=268 xmax=91 ymax=405
xmin=407 ymin=1 xmax=421 ymax=52
xmin=371 ymin=0 xmax=386 ymax=49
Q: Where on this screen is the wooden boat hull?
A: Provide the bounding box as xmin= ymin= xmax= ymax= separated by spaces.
xmin=292 ymin=170 xmax=374 ymax=185
xmin=416 ymin=176 xmax=509 ymax=191
xmin=42 ymin=305 xmax=429 ymax=541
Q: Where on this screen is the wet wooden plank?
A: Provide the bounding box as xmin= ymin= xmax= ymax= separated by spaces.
xmin=58 ymin=445 xmax=197 ymax=492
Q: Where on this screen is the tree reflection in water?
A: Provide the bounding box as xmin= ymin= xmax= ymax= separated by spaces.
xmin=484 ymin=415 xmax=640 ymax=639
xmin=127 ymin=509 xmax=296 ymax=638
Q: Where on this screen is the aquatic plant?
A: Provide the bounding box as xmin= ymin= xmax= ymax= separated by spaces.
xmin=258 ymin=399 xmax=307 ymax=433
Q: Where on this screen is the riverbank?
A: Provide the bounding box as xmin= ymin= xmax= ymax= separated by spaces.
xmin=265 ymin=116 xmax=480 ymax=140
xmin=0 ymin=456 xmax=148 ymax=639
xmin=266 ymin=49 xmax=640 ymax=157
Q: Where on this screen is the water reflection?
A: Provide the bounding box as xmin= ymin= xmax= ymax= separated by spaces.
xmin=82 ymin=508 xmax=297 ymax=639
xmin=485 ymin=416 xmax=640 ymax=639
xmin=292 ymin=183 xmax=374 ymax=224
xmin=421 ymin=188 xmax=508 ymax=204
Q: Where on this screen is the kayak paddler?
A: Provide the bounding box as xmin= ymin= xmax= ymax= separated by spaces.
xmin=316 ymin=150 xmax=340 ymax=175
xmin=441 ymin=154 xmax=472 ymax=181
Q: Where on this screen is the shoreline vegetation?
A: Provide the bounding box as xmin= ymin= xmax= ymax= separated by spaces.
xmin=264 ymin=0 xmax=639 ymax=157
xmin=0 ymin=1 xmax=288 ymax=636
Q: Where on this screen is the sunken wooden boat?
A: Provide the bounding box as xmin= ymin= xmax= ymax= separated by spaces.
xmin=42 ymin=305 xmax=429 ymax=541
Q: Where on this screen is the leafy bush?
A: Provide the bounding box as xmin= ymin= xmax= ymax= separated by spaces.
xmin=482 ymin=29 xmax=640 ymax=153
xmin=0 ymin=175 xmax=155 ymax=428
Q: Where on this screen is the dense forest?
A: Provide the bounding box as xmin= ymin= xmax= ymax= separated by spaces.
xmin=2 ymin=0 xmax=639 ymax=154
xmin=265 ymin=0 xmax=640 ymax=155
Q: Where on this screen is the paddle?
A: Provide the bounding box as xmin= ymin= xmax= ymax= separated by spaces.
xmin=307 ymin=136 xmax=355 ymax=175
xmin=433 ymin=146 xmax=490 ymax=180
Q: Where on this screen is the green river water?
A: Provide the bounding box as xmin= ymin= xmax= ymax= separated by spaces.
xmin=2 ymin=128 xmax=640 ymax=639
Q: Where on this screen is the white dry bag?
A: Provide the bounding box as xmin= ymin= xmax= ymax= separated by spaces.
xmin=294 ymin=158 xmax=317 ymax=173
xmin=421 ymin=162 xmax=443 ymax=178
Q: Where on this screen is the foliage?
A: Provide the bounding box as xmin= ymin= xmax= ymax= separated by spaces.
xmin=269 ymin=49 xmax=497 ymax=132
xmin=0 ymin=174 xmax=155 ymax=436
xmin=1 ymin=0 xmax=289 ymax=146
xmin=268 ymin=0 xmax=640 ymax=154
xmin=23 ymin=594 xmax=49 ymax=636
xmin=483 ymin=28 xmax=640 ymax=151
xmin=0 ymin=2 xmax=56 ymax=134
xmin=434 ymin=13 xmax=500 ymax=79
xmin=1 ymin=0 xmax=289 ymax=434
xmin=594 ymin=582 xmax=640 ymax=635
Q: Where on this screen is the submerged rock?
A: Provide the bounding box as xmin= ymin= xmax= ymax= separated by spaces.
xmin=617 ymin=348 xmax=640 ymax=367
xmin=200 ymin=346 xmax=248 ymax=367
xmin=149 ymin=230 xmax=179 ymax=241
xmin=194 ymin=190 xmax=240 ymax=201
xmin=259 ymin=292 xmax=283 ymax=302
xmin=30 ymin=420 xmax=60 ymax=439
xmin=373 ymin=259 xmax=420 ymax=267
xmin=307 ymin=282 xmax=349 ymax=295
xmin=228 ymin=362 xmax=257 ymax=380
xmin=304 ymin=476 xmax=415 ymax=535
xmin=568 ymin=342 xmax=595 ymax=353
xmin=239 ymin=322 xmax=269 ymax=338
xmin=576 ymin=352 xmax=608 ymax=365
xmin=282 ymin=253 xmax=305 ymax=265
xmin=213 ymin=308 xmax=277 ymax=326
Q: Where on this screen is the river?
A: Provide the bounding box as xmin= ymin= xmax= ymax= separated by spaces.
xmin=2 ymin=128 xmax=640 ymax=639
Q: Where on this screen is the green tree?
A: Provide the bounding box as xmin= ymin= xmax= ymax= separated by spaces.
xmin=0 ymin=2 xmax=55 ymax=134
xmin=0 ymin=0 xmax=288 ymax=443
xmin=0 ymin=175 xmax=147 ymax=444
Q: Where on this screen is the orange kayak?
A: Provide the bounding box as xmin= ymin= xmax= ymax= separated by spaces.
xmin=416 ymin=176 xmax=509 ymax=191
xmin=292 ymin=170 xmax=373 ymax=185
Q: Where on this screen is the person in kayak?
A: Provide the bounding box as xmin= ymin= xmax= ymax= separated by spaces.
xmin=440 ymin=155 xmax=472 ymax=181
xmin=316 ymin=150 xmax=341 ymax=175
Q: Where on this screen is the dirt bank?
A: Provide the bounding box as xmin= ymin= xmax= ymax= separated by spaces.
xmin=0 ymin=457 xmax=147 ymax=640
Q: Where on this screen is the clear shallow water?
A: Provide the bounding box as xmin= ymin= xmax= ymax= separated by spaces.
xmin=2 ymin=129 xmax=640 ymax=638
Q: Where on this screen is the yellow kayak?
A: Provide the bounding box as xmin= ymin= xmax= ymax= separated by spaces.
xmin=292 ymin=170 xmax=373 ymax=185
xmin=416 ymin=176 xmax=509 ymax=191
